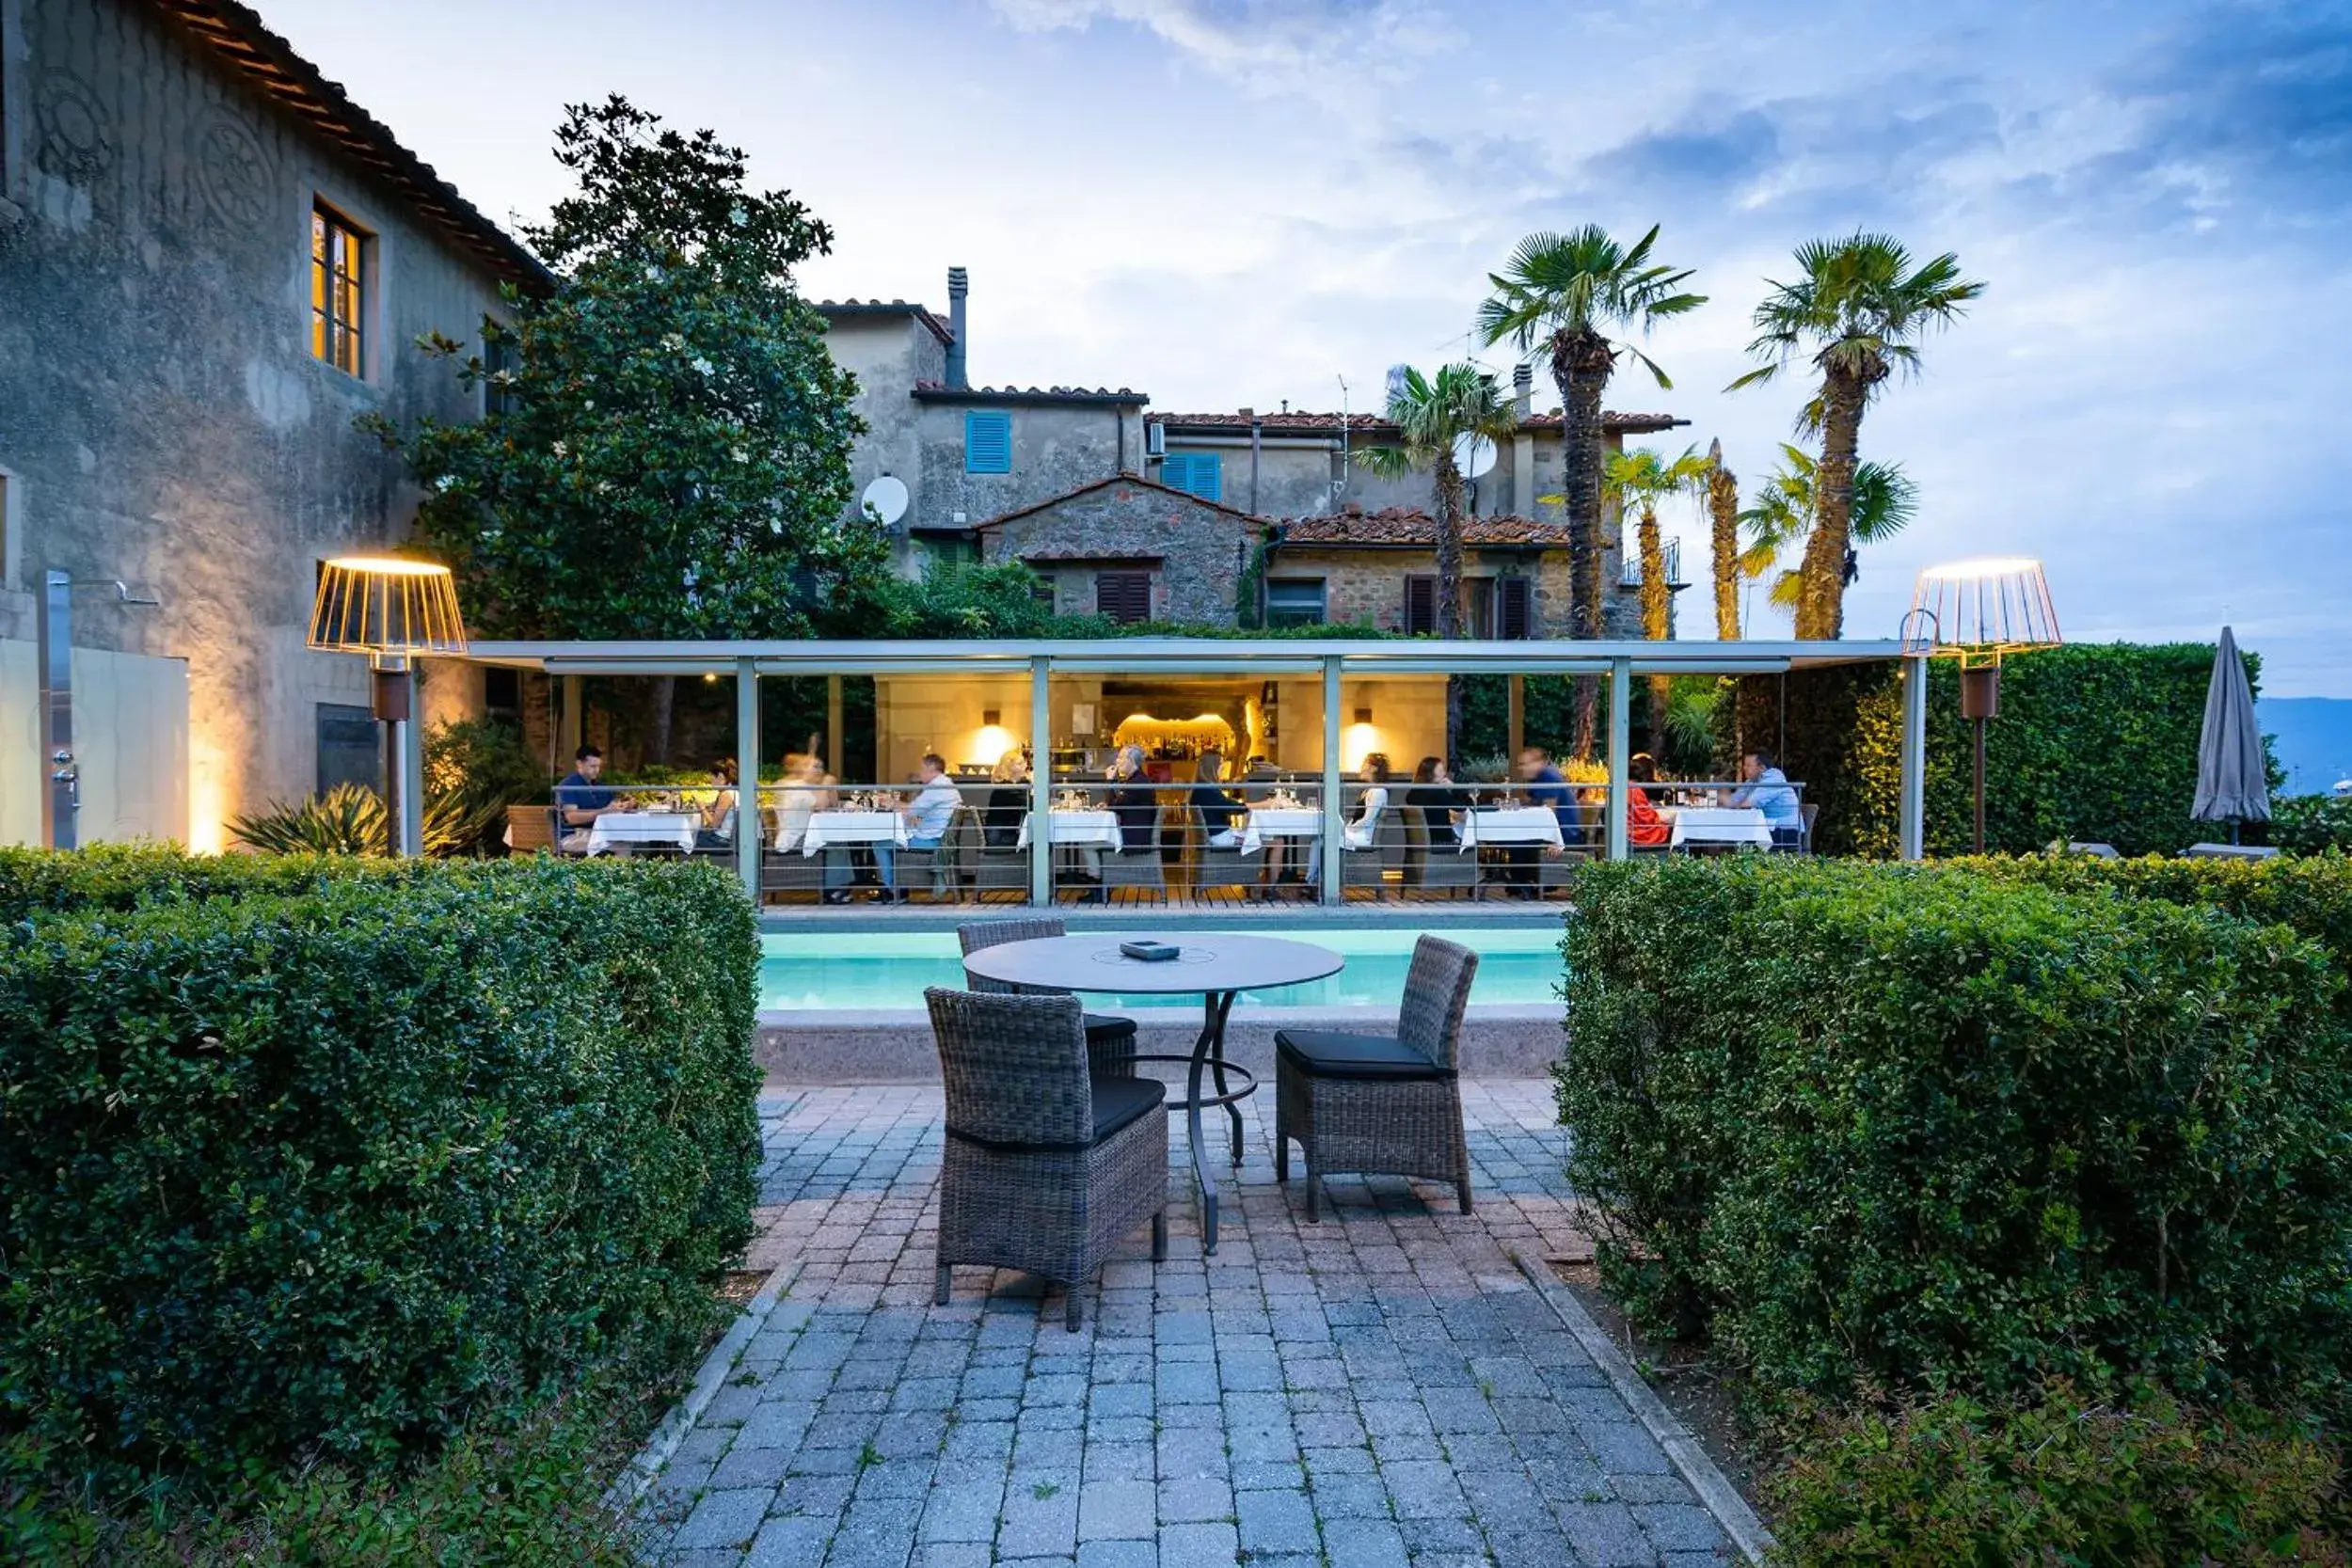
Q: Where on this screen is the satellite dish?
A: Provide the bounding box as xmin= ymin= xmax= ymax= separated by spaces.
xmin=860 ymin=475 xmax=910 ymax=527
xmin=1454 ymin=434 xmax=1497 ymax=481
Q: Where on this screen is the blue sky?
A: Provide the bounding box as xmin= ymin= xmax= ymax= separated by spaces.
xmin=266 ymin=0 xmax=2350 ymax=693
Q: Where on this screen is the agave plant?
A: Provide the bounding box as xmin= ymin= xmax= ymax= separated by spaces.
xmin=230 ymin=783 xmax=486 ymax=857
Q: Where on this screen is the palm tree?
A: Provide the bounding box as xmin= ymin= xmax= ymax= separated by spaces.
xmin=1728 ymin=232 xmax=1983 ymax=639
xmin=1478 ymin=225 xmax=1704 ymax=755
xmin=1356 ymin=362 xmax=1520 ymax=755
xmin=1704 ymin=438 xmax=1740 ymax=641
xmin=1604 ymin=445 xmax=1708 ymax=754
xmin=1738 ymin=443 xmax=1918 ymax=623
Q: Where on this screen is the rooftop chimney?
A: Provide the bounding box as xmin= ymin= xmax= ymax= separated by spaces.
xmin=945 ymin=267 xmax=970 ymax=388
xmin=1512 ymin=363 xmax=1534 ymax=420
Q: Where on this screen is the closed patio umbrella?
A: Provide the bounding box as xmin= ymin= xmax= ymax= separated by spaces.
xmin=2191 ymin=626 xmax=2270 ymax=838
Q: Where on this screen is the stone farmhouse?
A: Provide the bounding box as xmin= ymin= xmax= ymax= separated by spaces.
xmin=818 ymin=271 xmax=1689 ymax=637
xmin=0 ymin=0 xmax=541 ymax=847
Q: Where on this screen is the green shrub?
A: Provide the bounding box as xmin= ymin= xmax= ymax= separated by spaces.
xmin=425 ymin=719 xmax=551 ymax=854
xmin=2274 ymin=795 xmax=2352 ymax=854
xmin=1766 ymin=1384 xmax=2350 ymax=1566
xmin=0 ymin=853 xmax=760 ymax=1503
xmin=1556 ymin=857 xmax=2352 ymax=1408
xmin=1718 ymin=642 xmax=2274 ymax=857
xmin=227 ymin=781 xmax=486 ymax=856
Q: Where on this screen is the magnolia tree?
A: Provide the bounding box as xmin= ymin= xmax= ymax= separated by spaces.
xmin=369 ymin=97 xmax=878 ymax=754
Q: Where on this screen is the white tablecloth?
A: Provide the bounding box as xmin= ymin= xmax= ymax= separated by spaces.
xmin=1456 ymin=806 xmax=1565 ymax=851
xmin=1239 ymin=808 xmax=1323 ymax=855
xmin=1015 ymin=810 xmax=1123 ymax=851
xmin=802 ymin=810 xmax=908 ymax=857
xmin=1665 ymin=806 xmax=1774 ymax=849
xmin=584 ymin=811 xmax=699 ymax=856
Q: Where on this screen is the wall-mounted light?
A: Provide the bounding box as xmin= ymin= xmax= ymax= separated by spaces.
xmin=702 ymin=672 xmax=720 ymax=684
xmin=1353 ymin=706 xmax=1374 ymax=726
xmin=982 ymin=707 xmax=1002 ymax=727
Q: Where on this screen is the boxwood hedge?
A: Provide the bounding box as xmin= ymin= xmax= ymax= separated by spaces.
xmin=1557 ymin=856 xmax=2352 ymax=1411
xmin=0 ymin=851 xmax=761 ymax=1499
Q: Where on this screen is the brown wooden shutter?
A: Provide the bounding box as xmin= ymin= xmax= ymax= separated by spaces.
xmin=1404 ymin=575 xmax=1437 ymax=635
xmin=1095 ymin=570 xmax=1152 ymax=625
xmin=1498 ymin=577 xmax=1532 ymax=640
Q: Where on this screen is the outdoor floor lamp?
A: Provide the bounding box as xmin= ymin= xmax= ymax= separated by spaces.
xmin=307 ymin=557 xmax=468 ymax=854
xmin=1906 ymin=557 xmax=2061 ymax=854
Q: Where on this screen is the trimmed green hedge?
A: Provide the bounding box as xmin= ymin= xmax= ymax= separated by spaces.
xmin=1556 ymin=857 xmax=2352 ymax=1409
xmin=1717 ymin=642 xmax=2272 ymax=858
xmin=0 ymin=851 xmax=761 ymax=1499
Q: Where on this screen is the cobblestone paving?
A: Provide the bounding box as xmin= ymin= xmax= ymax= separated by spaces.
xmin=640 ymin=1082 xmax=1732 ymax=1566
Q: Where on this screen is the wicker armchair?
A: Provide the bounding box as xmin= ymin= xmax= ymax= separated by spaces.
xmin=1187 ymin=806 xmax=1256 ymax=896
xmin=1342 ymin=807 xmax=1407 ymax=898
xmin=927 ymin=988 xmax=1168 ymax=1329
xmin=958 ymin=918 xmax=1138 ymax=1077
xmin=1273 ymin=935 xmax=1479 ymax=1221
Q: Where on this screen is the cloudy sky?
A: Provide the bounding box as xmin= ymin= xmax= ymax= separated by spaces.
xmin=265 ymin=0 xmax=2350 ymax=693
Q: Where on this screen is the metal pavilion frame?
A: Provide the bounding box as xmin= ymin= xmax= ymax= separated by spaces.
xmin=453 ymin=637 xmax=1932 ymax=905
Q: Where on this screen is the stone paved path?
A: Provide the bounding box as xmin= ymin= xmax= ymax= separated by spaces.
xmin=639 ymin=1081 xmax=1733 ymax=1566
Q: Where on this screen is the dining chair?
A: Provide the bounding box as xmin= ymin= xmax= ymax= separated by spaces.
xmin=1272 ymin=935 xmax=1479 ymax=1221
xmin=1187 ymin=806 xmax=1256 ymax=897
xmin=927 ymin=988 xmax=1168 ymax=1330
xmin=958 ymin=918 xmax=1138 ymax=1077
xmin=1402 ymin=811 xmax=1479 ymax=900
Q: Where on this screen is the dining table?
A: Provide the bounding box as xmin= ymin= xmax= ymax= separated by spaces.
xmin=1013 ymin=809 xmax=1123 ymax=852
xmin=583 ymin=810 xmax=699 ymax=856
xmin=1663 ymin=805 xmax=1774 ymax=850
xmin=800 ymin=809 xmax=909 ymax=856
xmin=959 ymin=933 xmax=1343 ymax=1253
xmin=1237 ymin=806 xmax=1322 ymax=856
xmin=1454 ymin=805 xmax=1565 ymax=851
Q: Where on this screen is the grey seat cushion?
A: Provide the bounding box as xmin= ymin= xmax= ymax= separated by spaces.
xmin=1083 ymin=1013 xmax=1137 ymax=1042
xmin=1274 ymin=1030 xmax=1451 ymax=1082
xmin=1091 ymin=1075 xmax=1167 ymax=1143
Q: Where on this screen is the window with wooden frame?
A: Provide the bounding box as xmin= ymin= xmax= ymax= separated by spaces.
xmin=1264 ymin=578 xmax=1326 ymax=627
xmin=1497 ymin=576 xmax=1533 ymax=640
xmin=1403 ymin=574 xmax=1438 ymax=635
xmin=310 ymin=202 xmax=368 ymax=375
xmin=1094 ymin=570 xmax=1152 ymax=625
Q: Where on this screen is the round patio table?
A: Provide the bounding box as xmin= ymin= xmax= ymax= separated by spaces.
xmin=961 ymin=933 xmax=1343 ymax=1253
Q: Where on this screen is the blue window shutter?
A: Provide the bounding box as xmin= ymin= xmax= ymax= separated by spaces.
xmin=965 ymin=411 xmax=1012 ymax=474
xmin=1164 ymin=451 xmax=1221 ymax=501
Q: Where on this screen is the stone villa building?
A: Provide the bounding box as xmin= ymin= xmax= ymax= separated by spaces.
xmin=0 ymin=0 xmax=540 ymax=847
xmin=819 ymin=274 xmax=1688 ymax=638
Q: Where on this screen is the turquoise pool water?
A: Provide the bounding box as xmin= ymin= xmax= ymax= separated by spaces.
xmin=757 ymin=927 xmax=1565 ymax=1012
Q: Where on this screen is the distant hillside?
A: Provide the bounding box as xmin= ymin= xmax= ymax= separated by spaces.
xmin=2261 ymin=697 xmax=2352 ymax=795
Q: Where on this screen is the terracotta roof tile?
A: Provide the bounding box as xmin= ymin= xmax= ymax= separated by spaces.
xmin=972 ymin=471 xmax=1261 ymax=531
xmin=150 ymin=0 xmax=548 ymax=290
xmin=914 ymin=381 xmax=1148 ymax=404
xmin=814 ymin=299 xmax=955 ymax=346
xmin=1274 ymin=507 xmax=1576 ymax=548
xmin=1152 ymin=410 xmax=1686 ymax=436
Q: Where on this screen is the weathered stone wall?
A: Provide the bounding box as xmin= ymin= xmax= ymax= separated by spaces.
xmin=817 ymin=312 xmax=946 ymax=574
xmin=0 ymin=0 xmax=512 ymax=846
xmin=978 ymin=479 xmax=1255 ymax=626
xmin=1264 ymin=547 xmax=1578 ymax=637
xmin=914 ymin=398 xmax=1140 ymax=541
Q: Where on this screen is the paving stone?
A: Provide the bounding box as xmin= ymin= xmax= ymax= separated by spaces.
xmin=1235 ymin=1486 xmax=1320 ymax=1555
xmin=1320 ymin=1516 xmax=1412 ymax=1568
xmin=643 ymin=1084 xmax=1738 ymax=1568
xmin=1157 ymin=1520 xmax=1239 ymax=1568
xmin=673 ymin=1485 xmax=773 ymax=1550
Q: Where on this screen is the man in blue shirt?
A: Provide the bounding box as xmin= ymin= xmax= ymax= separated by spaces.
xmin=874 ymin=752 xmax=960 ymax=901
xmin=1727 ymin=747 xmax=1804 ymax=848
xmin=1509 ymin=747 xmax=1575 ymax=896
xmin=553 ymin=745 xmax=616 ymax=852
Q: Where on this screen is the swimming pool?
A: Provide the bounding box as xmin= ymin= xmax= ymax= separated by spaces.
xmin=757 ymin=927 xmax=1566 ymax=1012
